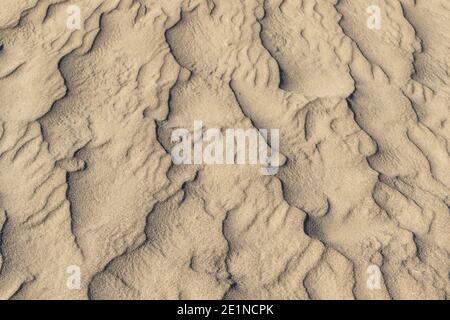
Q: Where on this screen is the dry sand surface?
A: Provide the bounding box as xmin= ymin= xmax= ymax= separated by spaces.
xmin=0 ymin=0 xmax=449 ymax=300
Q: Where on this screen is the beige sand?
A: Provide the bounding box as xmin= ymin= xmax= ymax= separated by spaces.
xmin=0 ymin=0 xmax=449 ymax=300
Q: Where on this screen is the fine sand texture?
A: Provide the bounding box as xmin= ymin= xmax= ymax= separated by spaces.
xmin=0 ymin=0 xmax=449 ymax=300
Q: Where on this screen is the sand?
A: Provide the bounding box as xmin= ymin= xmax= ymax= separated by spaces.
xmin=0 ymin=0 xmax=449 ymax=300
